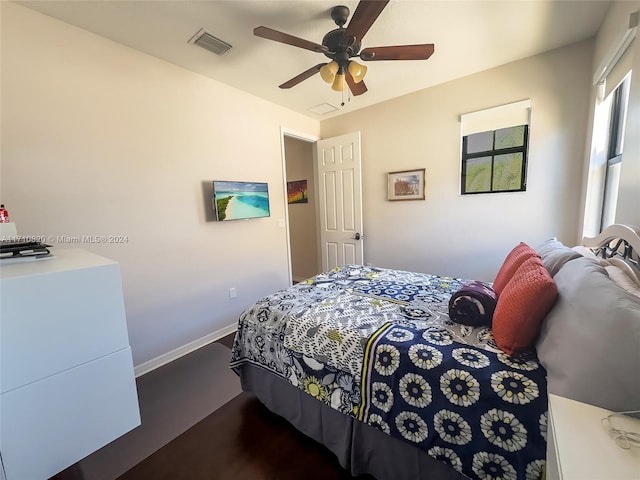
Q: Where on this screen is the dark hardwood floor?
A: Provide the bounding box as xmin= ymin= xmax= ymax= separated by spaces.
xmin=117 ymin=332 xmax=372 ymax=480
xmin=54 ymin=333 xmax=373 ymax=480
xmin=217 ymin=331 xmax=236 ymax=349
xmin=117 ymin=392 xmax=373 ymax=480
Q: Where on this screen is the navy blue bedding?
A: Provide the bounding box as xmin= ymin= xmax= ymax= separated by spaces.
xmin=230 ymin=265 xmax=547 ymax=480
xmin=360 ymin=323 xmax=546 ymax=479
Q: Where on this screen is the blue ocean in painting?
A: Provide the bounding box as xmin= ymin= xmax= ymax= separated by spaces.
xmin=236 ymin=193 xmax=270 ymax=212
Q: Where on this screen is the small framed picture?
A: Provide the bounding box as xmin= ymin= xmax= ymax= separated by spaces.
xmin=387 ymin=169 xmax=426 ymax=201
xmin=287 ymin=179 xmax=308 ymax=204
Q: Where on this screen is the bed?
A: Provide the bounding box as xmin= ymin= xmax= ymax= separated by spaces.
xmin=230 ymin=223 xmax=640 ymax=480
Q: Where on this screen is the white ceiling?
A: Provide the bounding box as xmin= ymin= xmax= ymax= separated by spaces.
xmin=17 ymin=0 xmax=611 ymax=119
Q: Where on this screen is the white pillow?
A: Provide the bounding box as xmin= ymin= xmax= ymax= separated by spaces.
xmin=535 ymin=238 xmax=582 ymax=277
xmin=536 ymin=257 xmax=640 ymax=413
xmin=603 ymin=260 xmax=640 ymax=298
xmin=571 ymin=245 xmax=599 ymax=259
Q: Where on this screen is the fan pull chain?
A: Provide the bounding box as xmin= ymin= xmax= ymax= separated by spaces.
xmin=340 ymin=87 xmax=351 ymax=107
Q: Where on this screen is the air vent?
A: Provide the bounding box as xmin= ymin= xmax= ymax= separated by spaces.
xmin=188 ymin=28 xmax=232 ymax=56
xmin=309 ymin=103 xmax=339 ymax=115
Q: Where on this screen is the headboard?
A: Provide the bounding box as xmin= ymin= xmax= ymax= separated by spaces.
xmin=583 ymin=223 xmax=640 ymax=268
xmin=582 ymin=223 xmax=640 ymax=284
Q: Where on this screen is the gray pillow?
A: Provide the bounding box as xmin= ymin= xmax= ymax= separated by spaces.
xmin=536 ymin=257 xmax=640 ymax=412
xmin=535 ymin=238 xmax=582 ymax=277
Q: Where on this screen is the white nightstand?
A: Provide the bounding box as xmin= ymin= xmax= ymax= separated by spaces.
xmin=547 ymin=394 xmax=640 ymax=480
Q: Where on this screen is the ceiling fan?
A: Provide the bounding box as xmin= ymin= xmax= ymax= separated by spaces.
xmin=253 ymin=0 xmax=435 ymax=96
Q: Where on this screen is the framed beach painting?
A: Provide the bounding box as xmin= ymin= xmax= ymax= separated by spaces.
xmin=213 ymin=181 xmax=270 ymax=221
xmin=387 ymin=169 xmax=426 ymax=201
xmin=287 ymin=179 xmax=308 ymax=204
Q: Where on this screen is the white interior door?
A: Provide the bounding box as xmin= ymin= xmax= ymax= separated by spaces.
xmin=315 ymin=132 xmax=364 ymax=270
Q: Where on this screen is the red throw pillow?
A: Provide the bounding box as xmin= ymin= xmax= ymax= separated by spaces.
xmin=493 ymin=242 xmax=539 ymax=295
xmin=492 ymin=256 xmax=558 ymax=356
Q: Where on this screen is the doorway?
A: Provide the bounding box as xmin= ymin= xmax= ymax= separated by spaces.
xmin=281 ymin=129 xmax=364 ymax=284
xmin=282 ymin=132 xmax=320 ymax=283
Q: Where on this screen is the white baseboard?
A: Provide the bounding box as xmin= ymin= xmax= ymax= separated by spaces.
xmin=133 ymin=321 xmax=238 ymax=378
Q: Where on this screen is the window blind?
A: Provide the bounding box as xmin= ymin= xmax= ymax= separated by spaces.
xmin=593 ymin=10 xmax=638 ymax=98
xmin=604 ymin=39 xmax=634 ymax=98
xmin=460 ymin=99 xmax=532 ymax=136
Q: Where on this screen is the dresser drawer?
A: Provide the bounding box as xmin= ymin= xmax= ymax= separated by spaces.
xmin=0 ymin=347 xmax=140 ymax=480
xmin=1 ymin=250 xmax=130 ymax=393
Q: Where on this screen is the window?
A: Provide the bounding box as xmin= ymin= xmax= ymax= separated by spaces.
xmin=601 ymin=74 xmax=631 ymax=229
xmin=584 ymin=12 xmax=636 ymax=235
xmin=460 ymin=99 xmax=532 ymax=195
xmin=461 ymin=125 xmax=529 ymax=194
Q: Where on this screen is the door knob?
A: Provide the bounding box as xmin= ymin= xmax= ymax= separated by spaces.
xmin=355 ymin=233 xmax=361 ymax=240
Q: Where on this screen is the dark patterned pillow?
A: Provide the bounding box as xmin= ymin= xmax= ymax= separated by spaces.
xmin=448 ymin=281 xmax=497 ymax=327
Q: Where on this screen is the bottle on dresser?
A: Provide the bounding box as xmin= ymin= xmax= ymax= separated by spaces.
xmin=0 ymin=204 xmax=9 ymax=223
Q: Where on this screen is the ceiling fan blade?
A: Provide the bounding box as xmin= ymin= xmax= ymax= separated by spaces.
xmin=344 ymin=0 xmax=390 ymax=42
xmin=360 ymin=44 xmax=435 ymax=61
xmin=345 ymin=72 xmax=368 ymax=96
xmin=279 ymin=63 xmax=327 ymax=89
xmin=254 ymin=26 xmax=327 ymax=54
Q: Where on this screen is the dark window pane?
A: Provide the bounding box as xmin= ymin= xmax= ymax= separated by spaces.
xmin=466 ymin=131 xmax=493 ymax=153
xmin=609 ymin=80 xmax=629 ymax=158
xmin=495 ymin=125 xmax=525 ymax=149
xmin=465 ymin=156 xmax=492 ymax=192
xmin=492 ymin=153 xmax=523 ymax=191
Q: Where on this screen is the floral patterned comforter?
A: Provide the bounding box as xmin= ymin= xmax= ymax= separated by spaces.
xmin=230 ymin=265 xmax=547 ymax=480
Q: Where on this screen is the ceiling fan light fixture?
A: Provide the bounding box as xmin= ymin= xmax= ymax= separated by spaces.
xmin=320 ymin=61 xmax=339 ymax=83
xmin=253 ymin=1 xmax=434 ymax=96
xmin=332 ymin=72 xmax=347 ymax=91
xmin=348 ymin=60 xmax=367 ymax=83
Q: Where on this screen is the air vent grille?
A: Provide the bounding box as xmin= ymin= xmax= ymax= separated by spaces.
xmin=188 ymin=28 xmax=232 ymax=55
xmin=309 ymin=103 xmax=339 ymax=115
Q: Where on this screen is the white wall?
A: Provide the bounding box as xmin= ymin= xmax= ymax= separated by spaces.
xmin=585 ymin=1 xmax=640 ymax=230
xmin=284 ymin=137 xmax=319 ymax=282
xmin=321 ymin=40 xmax=594 ymax=282
xmin=1 ymin=3 xmax=320 ymax=367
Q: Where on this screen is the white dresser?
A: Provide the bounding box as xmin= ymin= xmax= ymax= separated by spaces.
xmin=0 ymin=249 xmax=140 ymax=479
xmin=547 ymin=394 xmax=640 ymax=480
